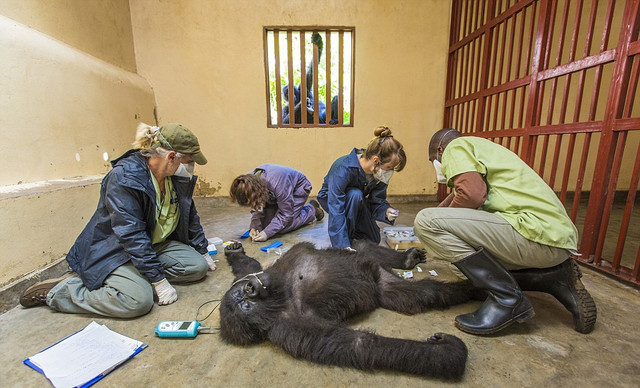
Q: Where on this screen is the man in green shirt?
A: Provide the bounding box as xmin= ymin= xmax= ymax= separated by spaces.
xmin=414 ymin=128 xmax=596 ymax=335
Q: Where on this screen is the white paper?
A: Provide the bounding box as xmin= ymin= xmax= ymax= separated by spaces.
xmin=27 ymin=321 xmax=145 ymax=388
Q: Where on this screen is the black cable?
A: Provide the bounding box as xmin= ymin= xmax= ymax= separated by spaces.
xmin=194 ymin=299 xmax=222 ymax=334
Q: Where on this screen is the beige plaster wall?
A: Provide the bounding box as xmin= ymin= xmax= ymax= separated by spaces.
xmin=0 ymin=0 xmax=136 ymax=72
xmin=129 ymin=0 xmax=451 ymax=197
xmin=0 ymin=9 xmax=155 ymax=286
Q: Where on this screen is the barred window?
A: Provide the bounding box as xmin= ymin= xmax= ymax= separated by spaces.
xmin=264 ymin=27 xmax=355 ymax=127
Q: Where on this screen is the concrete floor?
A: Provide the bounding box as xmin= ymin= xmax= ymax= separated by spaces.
xmin=1 ymin=199 xmax=639 ymax=387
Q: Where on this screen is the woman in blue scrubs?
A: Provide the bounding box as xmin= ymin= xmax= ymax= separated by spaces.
xmin=317 ymin=127 xmax=406 ymax=249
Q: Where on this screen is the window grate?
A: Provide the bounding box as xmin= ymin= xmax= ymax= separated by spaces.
xmin=263 ymin=27 xmax=355 ymax=127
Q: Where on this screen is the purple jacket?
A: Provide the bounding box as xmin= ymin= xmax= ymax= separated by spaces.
xmin=250 ymin=164 xmax=312 ymax=238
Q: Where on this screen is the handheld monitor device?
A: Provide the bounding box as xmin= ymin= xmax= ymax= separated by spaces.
xmin=155 ymin=320 xmax=201 ymax=338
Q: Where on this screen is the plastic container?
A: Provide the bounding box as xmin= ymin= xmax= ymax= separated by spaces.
xmin=207 ymin=237 xmax=223 ymax=255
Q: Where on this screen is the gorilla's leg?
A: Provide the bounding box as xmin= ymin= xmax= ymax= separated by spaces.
xmin=352 ymin=240 xmax=426 ymax=270
xmin=376 ymin=270 xmax=479 ymax=315
xmin=268 ymin=318 xmax=467 ymax=380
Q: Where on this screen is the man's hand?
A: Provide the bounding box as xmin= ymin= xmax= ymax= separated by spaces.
xmin=152 ymin=278 xmax=178 ymax=306
xmin=386 ymin=207 xmax=399 ymax=222
xmin=203 ymin=253 xmax=217 ymax=271
xmin=249 ymin=228 xmax=260 ymax=239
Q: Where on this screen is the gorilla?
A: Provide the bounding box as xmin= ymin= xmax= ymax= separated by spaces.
xmin=282 ymin=32 xmax=339 ymax=125
xmin=219 ymin=240 xmax=480 ymax=380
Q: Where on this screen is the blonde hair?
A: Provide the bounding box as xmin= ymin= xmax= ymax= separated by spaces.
xmin=132 ymin=123 xmax=182 ymax=158
xmin=363 ymin=126 xmax=406 ymax=172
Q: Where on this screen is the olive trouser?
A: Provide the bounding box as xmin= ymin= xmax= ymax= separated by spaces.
xmin=47 ymin=240 xmax=208 ymax=318
xmin=413 ymin=207 xmax=572 ymax=279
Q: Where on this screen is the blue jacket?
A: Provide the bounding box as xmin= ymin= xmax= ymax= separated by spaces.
xmin=317 ymin=148 xmax=391 ymax=248
xmin=66 ymin=150 xmax=208 ymax=290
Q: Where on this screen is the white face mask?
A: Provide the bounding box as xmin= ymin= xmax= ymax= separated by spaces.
xmin=433 ymin=160 xmax=447 ymax=184
xmin=374 ymin=166 xmax=394 ymax=184
xmin=173 ymin=162 xmax=195 ymax=178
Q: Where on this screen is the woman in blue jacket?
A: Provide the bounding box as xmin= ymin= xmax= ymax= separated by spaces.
xmin=230 ymin=164 xmax=323 ymax=242
xmin=317 ymin=127 xmax=406 ymax=249
xmin=20 ymin=123 xmax=216 ymax=318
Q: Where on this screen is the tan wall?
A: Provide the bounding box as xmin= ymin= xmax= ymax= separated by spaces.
xmin=129 ymin=0 xmax=451 ymax=197
xmin=0 ymin=8 xmax=155 ymax=286
xmin=0 ymin=0 xmax=136 ymax=72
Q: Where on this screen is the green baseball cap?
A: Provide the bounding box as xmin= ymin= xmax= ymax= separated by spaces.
xmin=156 ymin=123 xmax=208 ymax=165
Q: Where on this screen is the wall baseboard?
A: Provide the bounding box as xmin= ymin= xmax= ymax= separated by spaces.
xmin=0 ymin=256 xmax=69 ymax=314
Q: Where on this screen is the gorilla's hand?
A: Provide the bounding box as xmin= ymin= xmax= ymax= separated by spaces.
xmin=225 ymin=241 xmax=245 ymax=256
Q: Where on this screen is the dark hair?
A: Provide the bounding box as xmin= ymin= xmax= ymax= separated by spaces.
xmin=428 ymin=128 xmax=461 ymax=161
xmin=230 ymin=174 xmax=270 ymax=210
xmin=363 ymin=126 xmax=406 ymax=172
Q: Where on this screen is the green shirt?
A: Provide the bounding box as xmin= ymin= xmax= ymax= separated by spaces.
xmin=441 ymin=137 xmax=578 ymax=250
xmin=150 ymin=174 xmax=180 ymax=244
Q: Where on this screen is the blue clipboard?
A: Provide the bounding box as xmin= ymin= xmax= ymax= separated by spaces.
xmin=23 ymin=323 xmax=147 ymax=388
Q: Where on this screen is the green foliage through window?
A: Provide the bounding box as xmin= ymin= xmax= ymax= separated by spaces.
xmin=264 ymin=28 xmax=355 ymax=127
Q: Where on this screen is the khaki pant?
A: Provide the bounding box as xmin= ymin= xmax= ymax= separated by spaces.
xmin=413 ymin=207 xmax=571 ymax=278
xmin=47 ymin=240 xmax=208 ymax=318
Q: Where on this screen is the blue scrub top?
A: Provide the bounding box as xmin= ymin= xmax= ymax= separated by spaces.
xmin=318 ymin=148 xmax=391 ymax=248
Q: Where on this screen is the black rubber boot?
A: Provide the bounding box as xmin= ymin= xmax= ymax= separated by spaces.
xmin=510 ymin=259 xmax=597 ymax=333
xmin=453 ymin=248 xmax=534 ymax=335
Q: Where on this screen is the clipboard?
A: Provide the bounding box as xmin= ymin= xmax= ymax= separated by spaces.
xmin=24 ymin=321 xmax=147 ymax=388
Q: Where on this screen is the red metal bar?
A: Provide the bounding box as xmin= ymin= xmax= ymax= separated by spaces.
xmin=522 ymin=0 xmax=553 ymax=163
xmin=581 ymin=0 xmax=639 ymax=258
xmin=450 ymin=0 xmax=533 ymax=53
xmin=451 ymin=0 xmax=461 ymax=45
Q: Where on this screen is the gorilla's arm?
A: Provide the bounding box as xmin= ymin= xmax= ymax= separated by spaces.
xmin=268 ymin=318 xmax=467 ymax=380
xmin=225 ymin=243 xmax=263 ymax=279
xmin=352 ymin=240 xmax=426 ymax=270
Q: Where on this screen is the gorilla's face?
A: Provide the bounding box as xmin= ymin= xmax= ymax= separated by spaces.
xmin=219 ymin=272 xmax=286 ymax=345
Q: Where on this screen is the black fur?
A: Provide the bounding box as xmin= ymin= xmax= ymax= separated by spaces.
xmin=219 ymin=240 xmax=478 ymax=380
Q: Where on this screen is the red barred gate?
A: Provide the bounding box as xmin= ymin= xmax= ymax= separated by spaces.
xmin=444 ymin=0 xmax=640 ymax=285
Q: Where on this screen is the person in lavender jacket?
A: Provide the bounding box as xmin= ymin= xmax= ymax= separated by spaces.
xmin=230 ymin=164 xmax=324 ymax=242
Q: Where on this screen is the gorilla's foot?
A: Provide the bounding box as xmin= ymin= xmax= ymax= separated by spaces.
xmin=402 ymin=247 xmax=426 ymax=269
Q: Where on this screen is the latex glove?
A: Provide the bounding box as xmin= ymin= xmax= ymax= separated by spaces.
xmin=386 ymin=207 xmax=399 ymax=222
xmin=249 ymin=228 xmax=260 ymax=239
xmin=345 ymin=247 xmax=357 ymax=253
xmin=252 ymin=230 xmax=268 ymax=242
xmin=152 ymin=278 xmax=178 ymax=306
xmin=203 ymin=253 xmax=217 ymax=271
